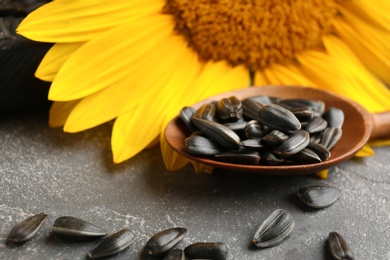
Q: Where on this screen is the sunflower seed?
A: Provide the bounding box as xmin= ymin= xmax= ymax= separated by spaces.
xmin=224 ymin=121 xmax=247 ymax=132
xmin=273 ymin=130 xmax=310 ymax=158
xmin=288 ymin=148 xmax=322 ymax=164
xmin=306 ymin=142 xmax=331 ymax=161
xmin=258 ymin=104 xmax=301 ymax=132
xmin=252 ymin=209 xmax=294 ymax=248
xmin=321 ymin=127 xmax=342 ymax=150
xmin=194 ymin=103 xmax=217 ymax=121
xmin=215 ymin=150 xmax=261 ymax=165
xmin=241 ymin=138 xmax=265 ymax=150
xmin=244 ymin=120 xmax=264 ymax=139
xmin=278 ymin=98 xmax=325 ymax=117
xmin=297 ymin=185 xmax=341 ymax=209
xmin=260 ymin=150 xmax=286 ymax=165
xmin=162 ymin=249 xmax=186 ymax=260
xmin=251 ymin=95 xmax=278 ymax=105
xmin=242 ymin=98 xmax=264 ymax=120
xmin=328 ymin=232 xmax=354 ymax=260
xmin=184 ymin=242 xmax=228 ymax=260
xmin=87 ymin=229 xmax=136 ymax=259
xmin=217 ymin=96 xmax=243 ymax=122
xmin=310 ymin=132 xmax=322 ymax=144
xmin=52 ymin=216 xmax=107 ymax=241
xmin=304 ymin=116 xmax=328 ymax=133
xmin=180 ymin=106 xmax=196 ymax=131
xmin=262 ymin=130 xmax=289 ymax=146
xmin=185 ymin=133 xmax=224 ymax=156
xmin=7 ymin=212 xmax=47 ymax=243
xmin=289 ymin=106 xmax=314 ymax=122
xmin=191 ymin=117 xmax=241 ymax=150
xmin=143 ymin=227 xmax=187 ymax=257
xmin=323 ymin=107 xmax=344 ymax=129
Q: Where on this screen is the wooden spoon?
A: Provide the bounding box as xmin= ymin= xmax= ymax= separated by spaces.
xmin=164 ymin=86 xmax=390 ymax=175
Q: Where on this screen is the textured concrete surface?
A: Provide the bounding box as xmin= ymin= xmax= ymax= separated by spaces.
xmin=1 ymin=111 xmax=389 ymax=260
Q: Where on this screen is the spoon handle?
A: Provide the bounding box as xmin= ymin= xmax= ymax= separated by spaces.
xmin=370 ymin=111 xmax=390 ymax=140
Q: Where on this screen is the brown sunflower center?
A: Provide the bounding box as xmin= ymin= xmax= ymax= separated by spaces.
xmin=163 ymin=0 xmax=337 ymax=70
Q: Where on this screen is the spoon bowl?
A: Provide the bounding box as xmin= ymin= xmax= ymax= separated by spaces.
xmin=165 ymin=86 xmax=373 ymax=175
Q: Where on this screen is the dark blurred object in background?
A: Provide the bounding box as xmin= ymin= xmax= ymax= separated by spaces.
xmin=1 ymin=0 xmax=52 ymax=114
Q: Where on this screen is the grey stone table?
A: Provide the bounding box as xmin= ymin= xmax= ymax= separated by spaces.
xmin=1 ymin=110 xmax=389 ymax=260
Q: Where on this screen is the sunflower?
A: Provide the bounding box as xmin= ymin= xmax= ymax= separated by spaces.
xmin=17 ymin=0 xmax=390 ymax=174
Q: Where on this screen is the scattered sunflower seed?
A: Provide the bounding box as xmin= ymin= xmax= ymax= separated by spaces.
xmin=52 ymin=216 xmax=107 ymax=241
xmin=328 ymin=232 xmax=354 ymax=260
xmin=162 ymin=248 xmax=186 ymax=260
xmin=143 ymin=227 xmax=187 ymax=258
xmin=87 ymin=228 xmax=136 ymax=259
xmin=184 ymin=242 xmax=228 ymax=260
xmin=7 ymin=212 xmax=47 ymax=243
xmin=252 ymin=209 xmax=294 ymax=248
xmin=297 ymin=185 xmax=341 ymax=209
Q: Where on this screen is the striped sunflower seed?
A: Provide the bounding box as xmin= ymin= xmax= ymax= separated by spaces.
xmin=143 ymin=227 xmax=187 ymax=258
xmin=87 ymin=229 xmax=136 ymax=259
xmin=217 ymin=96 xmax=243 ymax=122
xmin=328 ymin=232 xmax=354 ymax=260
xmin=191 ymin=117 xmax=241 ymax=150
xmin=185 ymin=133 xmax=224 ymax=156
xmin=184 ymin=242 xmax=228 ymax=260
xmin=194 ymin=103 xmax=217 ymax=121
xmin=162 ymin=249 xmax=186 ymax=260
xmin=297 ymin=185 xmax=341 ymax=209
xmin=7 ymin=212 xmax=47 ymax=243
xmin=52 ymin=216 xmax=107 ymax=241
xmin=258 ymin=104 xmax=301 ymax=132
xmin=252 ymin=209 xmax=294 ymax=248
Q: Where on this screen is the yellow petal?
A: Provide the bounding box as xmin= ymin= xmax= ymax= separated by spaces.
xmin=333 ymin=18 xmax=390 ymax=85
xmin=111 ymin=40 xmax=202 ymax=163
xmin=369 ymin=139 xmax=390 ymax=147
xmin=315 ymin=170 xmax=329 ymax=180
xmin=322 ymin=36 xmax=390 ymax=111
xmin=254 ymin=71 xmax=269 ymax=86
xmin=36 ymin=42 xmax=84 ymax=82
xmin=190 ymin=161 xmax=214 ymax=174
xmin=297 ymin=35 xmax=390 ymax=113
xmin=336 ymin=8 xmax=390 ymax=60
xmin=64 ymin=32 xmax=192 ymax=133
xmin=17 ymin=0 xmax=164 ymax=42
xmin=49 ymin=100 xmax=80 ymax=127
xmin=261 ymin=63 xmax=316 ymax=86
xmin=338 ymin=0 xmax=390 ymax=31
xmin=160 ymin=116 xmax=190 ymax=171
xmin=49 ymin=15 xmax=174 ymax=101
xmin=186 ymin=61 xmax=249 ymax=105
xmin=145 ymin=136 xmax=160 ymax=149
xmin=355 ymin=144 xmax=375 ymax=157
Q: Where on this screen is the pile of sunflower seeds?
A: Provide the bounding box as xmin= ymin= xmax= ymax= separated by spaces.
xmin=181 ymin=95 xmax=344 ymax=165
xmin=5 ymin=183 xmax=353 ymax=259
